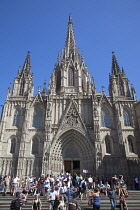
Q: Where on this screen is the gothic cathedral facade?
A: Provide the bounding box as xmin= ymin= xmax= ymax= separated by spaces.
xmin=0 ymin=17 xmax=140 ymax=178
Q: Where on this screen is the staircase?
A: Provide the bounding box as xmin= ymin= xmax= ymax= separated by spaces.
xmin=0 ymin=190 xmax=139 ymax=210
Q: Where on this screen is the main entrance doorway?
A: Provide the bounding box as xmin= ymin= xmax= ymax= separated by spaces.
xmin=64 ymin=160 xmax=80 ymax=175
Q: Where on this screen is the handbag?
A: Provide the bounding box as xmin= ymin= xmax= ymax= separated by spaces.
xmin=88 ymin=199 xmax=93 ymax=205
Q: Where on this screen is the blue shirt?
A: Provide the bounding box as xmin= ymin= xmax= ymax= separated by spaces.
xmin=93 ymin=196 xmax=100 ymax=206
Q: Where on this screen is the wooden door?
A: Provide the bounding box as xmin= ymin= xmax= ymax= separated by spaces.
xmin=64 ymin=160 xmax=72 ymax=173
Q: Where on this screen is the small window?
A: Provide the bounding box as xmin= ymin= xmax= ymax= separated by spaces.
xmin=128 ymin=136 xmax=134 ymax=153
xmin=105 ymin=136 xmax=111 ymax=154
xmin=10 ymin=138 xmax=16 ymax=154
xmin=32 ymin=107 xmax=43 ymax=128
xmin=56 ymin=70 xmax=61 ymax=91
xmin=19 ymin=81 xmax=25 ymax=96
xmin=123 ymin=108 xmax=131 ymax=126
xmin=82 ymin=70 xmax=86 ymax=91
xmin=68 ymin=67 xmax=74 ymax=86
xmin=32 ymin=138 xmax=39 ymax=155
xmin=13 ymin=108 xmax=21 ymax=127
xmin=118 ymin=81 xmax=124 ymax=96
xmin=101 ymin=107 xmax=111 ymax=128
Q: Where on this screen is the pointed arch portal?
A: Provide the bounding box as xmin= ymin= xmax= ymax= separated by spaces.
xmin=50 ymin=129 xmax=95 ymax=175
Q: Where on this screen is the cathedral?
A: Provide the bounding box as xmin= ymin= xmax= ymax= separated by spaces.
xmin=0 ymin=16 xmax=140 ymax=179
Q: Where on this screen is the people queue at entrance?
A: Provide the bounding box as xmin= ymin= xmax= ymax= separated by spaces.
xmin=0 ymin=173 xmax=139 ymax=209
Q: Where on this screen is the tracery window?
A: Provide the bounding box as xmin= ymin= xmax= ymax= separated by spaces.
xmin=128 ymin=136 xmax=134 ymax=153
xmin=68 ymin=67 xmax=74 ymax=86
xmin=123 ymin=108 xmax=131 ymax=126
xmin=13 ymin=108 xmax=21 ymax=127
xmin=82 ymin=70 xmax=86 ymax=91
xmin=10 ymin=138 xmax=16 ymax=154
xmin=32 ymin=107 xmax=43 ymax=128
xmin=101 ymin=107 xmax=111 ymax=128
xmin=118 ymin=81 xmax=124 ymax=96
xmin=19 ymin=81 xmax=25 ymax=96
xmin=32 ymin=137 xmax=39 ymax=155
xmin=105 ymin=136 xmax=111 ymax=154
xmin=56 ymin=70 xmax=61 ymax=91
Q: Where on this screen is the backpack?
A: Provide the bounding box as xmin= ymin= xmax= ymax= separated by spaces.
xmin=82 ymin=182 xmax=86 ymax=190
xmin=10 ymin=198 xmax=21 ymax=210
xmin=15 ymin=198 xmax=21 ymax=210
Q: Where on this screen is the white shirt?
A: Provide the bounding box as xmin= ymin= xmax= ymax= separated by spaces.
xmin=49 ymin=190 xmax=58 ymax=200
xmin=88 ymin=177 xmax=93 ymax=183
xmin=12 ymin=177 xmax=18 ymax=184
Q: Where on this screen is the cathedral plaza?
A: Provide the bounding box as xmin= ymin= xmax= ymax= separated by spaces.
xmin=0 ymin=16 xmax=140 ymax=179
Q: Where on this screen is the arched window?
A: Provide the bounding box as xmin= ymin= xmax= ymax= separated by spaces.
xmin=118 ymin=81 xmax=124 ymax=96
xmin=128 ymin=136 xmax=134 ymax=153
xmin=19 ymin=80 xmax=25 ymax=96
xmin=68 ymin=67 xmax=74 ymax=86
xmin=13 ymin=108 xmax=21 ymax=127
xmin=32 ymin=107 xmax=43 ymax=128
xmin=123 ymin=108 xmax=131 ymax=126
xmin=32 ymin=137 xmax=39 ymax=155
xmin=82 ymin=70 xmax=86 ymax=91
xmin=101 ymin=107 xmax=111 ymax=128
xmin=10 ymin=138 xmax=16 ymax=154
xmin=56 ymin=70 xmax=61 ymax=91
xmin=105 ymin=136 xmax=111 ymax=154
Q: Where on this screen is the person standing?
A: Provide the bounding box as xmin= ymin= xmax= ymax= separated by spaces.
xmin=58 ymin=195 xmax=66 ymax=210
xmin=80 ymin=178 xmax=87 ymax=202
xmin=134 ymin=177 xmax=139 ymax=190
xmin=90 ymin=187 xmax=100 ymax=210
xmin=32 ymin=194 xmax=42 ymax=210
xmin=48 ymin=186 xmax=58 ymax=210
xmin=53 ymin=195 xmax=60 ymax=210
xmin=59 ymin=182 xmax=67 ymax=203
xmin=11 ymin=175 xmax=19 ymax=196
xmin=119 ymin=190 xmax=128 ymax=210
xmin=3 ymin=174 xmax=10 ymax=195
xmin=88 ymin=175 xmax=93 ymax=190
xmin=108 ymin=187 xmax=117 ymax=210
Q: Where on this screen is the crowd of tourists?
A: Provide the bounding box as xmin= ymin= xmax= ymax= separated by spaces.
xmin=0 ymin=173 xmax=139 ymax=210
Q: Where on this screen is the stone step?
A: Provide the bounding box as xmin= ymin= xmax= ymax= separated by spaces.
xmin=0 ymin=190 xmax=140 ymax=210
xmin=0 ymin=202 xmax=140 ymax=210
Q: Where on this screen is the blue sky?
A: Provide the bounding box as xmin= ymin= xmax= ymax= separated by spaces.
xmin=0 ymin=0 xmax=140 ymax=113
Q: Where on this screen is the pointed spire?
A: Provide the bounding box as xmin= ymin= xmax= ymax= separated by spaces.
xmin=121 ymin=67 xmax=126 ymax=76
xmin=111 ymin=51 xmax=121 ymax=75
xmin=102 ymin=86 xmax=105 ymax=93
xmin=91 ymin=77 xmax=96 ymax=93
xmin=65 ymin=15 xmax=77 ymax=58
xmin=81 ymin=51 xmax=85 ymax=64
xmin=131 ymin=84 xmax=137 ymax=100
xmin=42 ymin=81 xmax=47 ymax=94
xmin=17 ymin=66 xmax=21 ymax=77
xmin=38 ymin=86 xmax=41 ymax=93
xmin=57 ymin=51 xmax=61 ymax=65
xmin=6 ymin=83 xmax=12 ymax=99
xmin=22 ymin=51 xmax=31 ymax=75
xmin=69 ymin=14 xmax=72 ymax=23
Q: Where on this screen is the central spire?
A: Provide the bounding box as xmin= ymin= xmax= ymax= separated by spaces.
xmin=65 ymin=15 xmax=77 ymax=58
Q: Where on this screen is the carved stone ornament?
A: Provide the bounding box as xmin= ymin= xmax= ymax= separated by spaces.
xmin=61 ymin=104 xmax=82 ymax=130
